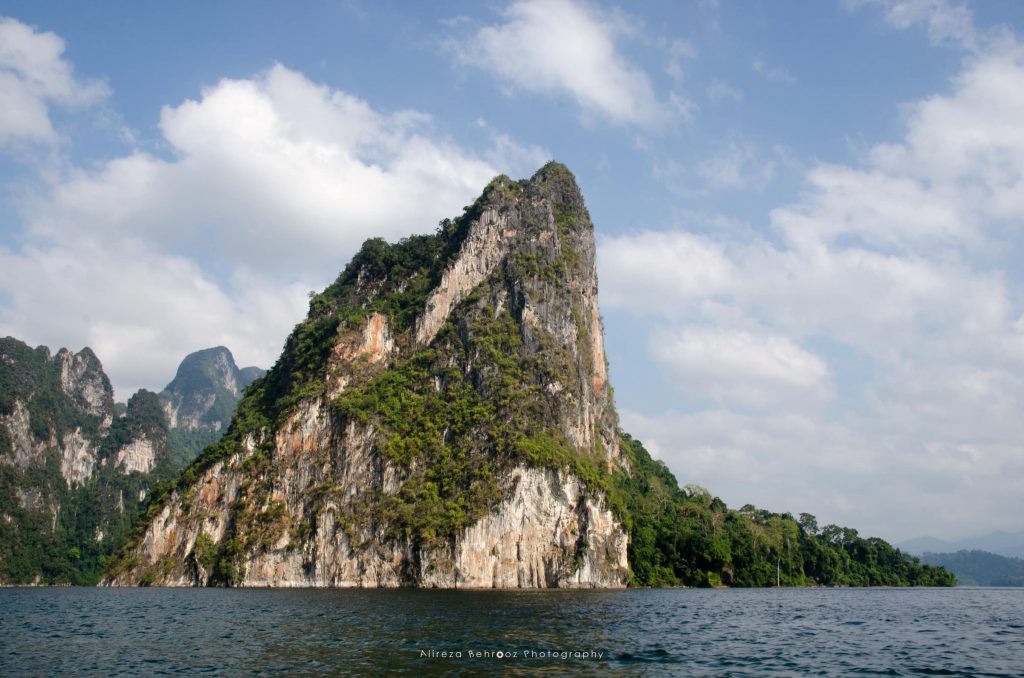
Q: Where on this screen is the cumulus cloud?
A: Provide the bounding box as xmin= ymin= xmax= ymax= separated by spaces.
xmin=450 ymin=0 xmax=666 ymax=125
xmin=0 ymin=16 xmax=108 ymax=145
xmin=27 ymin=64 xmax=497 ymax=273
xmin=598 ymin=230 xmax=733 ymax=310
xmin=649 ymin=327 xmax=831 ymax=407
xmin=620 ymin=406 xmax=1024 ymax=541
xmin=599 ymin=29 xmax=1024 ymax=540
xmin=1 ymin=62 xmax=529 ymax=396
xmin=0 ymin=238 xmax=308 ymax=397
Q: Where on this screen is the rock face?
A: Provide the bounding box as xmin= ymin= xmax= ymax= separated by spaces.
xmin=160 ymin=346 xmax=265 ymax=432
xmin=0 ymin=340 xmax=115 ymax=485
xmin=0 ymin=338 xmax=133 ymax=583
xmin=56 ymin=347 xmax=115 ymax=428
xmin=107 ymin=163 xmax=630 ymax=588
xmin=0 ymin=337 xmax=255 ymax=584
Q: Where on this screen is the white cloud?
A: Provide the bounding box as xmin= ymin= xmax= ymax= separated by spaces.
xmin=600 ymin=30 xmax=1024 ymax=539
xmin=598 ymin=230 xmax=733 ymax=310
xmin=0 ymin=16 xmax=108 ymax=145
xmin=621 ymin=407 xmax=1024 ymax=541
xmin=25 ymin=64 xmax=497 ymax=273
xmin=450 ymin=0 xmax=666 ymax=125
xmin=0 ymin=238 xmax=308 ymax=397
xmin=871 ymin=40 xmax=1024 ymax=220
xmin=847 ymin=0 xmax=978 ymax=49
xmin=2 ymin=62 xmax=532 ymax=396
xmin=650 ymin=327 xmax=831 ymax=407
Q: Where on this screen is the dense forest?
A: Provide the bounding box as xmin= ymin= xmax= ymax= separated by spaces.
xmin=0 ymin=389 xmax=169 ymax=585
xmin=612 ymin=435 xmax=955 ymax=587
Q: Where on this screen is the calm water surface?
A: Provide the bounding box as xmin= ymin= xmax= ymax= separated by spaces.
xmin=1 ymin=587 xmax=1022 ymax=676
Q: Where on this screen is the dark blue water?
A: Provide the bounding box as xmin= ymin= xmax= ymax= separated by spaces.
xmin=1 ymin=588 xmax=1022 ymax=676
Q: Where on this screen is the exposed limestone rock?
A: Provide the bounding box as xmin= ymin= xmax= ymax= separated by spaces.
xmin=55 ymin=347 xmax=114 ymax=429
xmin=163 ymin=394 xmax=215 ymax=431
xmin=0 ymin=336 xmax=223 ymax=584
xmin=351 ymin=312 xmax=394 ymax=365
xmin=115 ymin=436 xmax=157 ymax=474
xmin=1 ymin=401 xmax=41 ymax=470
xmin=327 ymin=313 xmax=395 ymax=398
xmin=107 ymin=163 xmax=631 ymax=589
xmin=421 ymin=467 xmax=628 ymax=588
xmin=60 ymin=428 xmax=95 ymax=485
xmin=415 ymin=207 xmax=514 ymax=345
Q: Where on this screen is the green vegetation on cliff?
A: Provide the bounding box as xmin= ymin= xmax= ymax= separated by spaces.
xmin=106 ymin=164 xmax=955 ymax=588
xmin=0 ymin=385 xmax=166 ymax=585
xmin=0 ymin=338 xmax=261 ymax=585
xmin=612 ymin=435 xmax=955 ymax=587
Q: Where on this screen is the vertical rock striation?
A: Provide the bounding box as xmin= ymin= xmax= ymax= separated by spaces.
xmin=106 ymin=163 xmax=630 ymax=588
xmin=0 ymin=338 xmax=253 ymax=584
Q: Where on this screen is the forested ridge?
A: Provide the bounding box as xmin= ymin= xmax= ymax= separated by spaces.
xmin=613 ymin=435 xmax=955 ymax=587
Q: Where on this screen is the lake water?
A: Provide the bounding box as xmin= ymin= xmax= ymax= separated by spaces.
xmin=1 ymin=587 xmax=1022 ymax=676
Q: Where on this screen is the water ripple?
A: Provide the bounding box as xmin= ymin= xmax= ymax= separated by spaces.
xmin=1 ymin=587 xmax=1022 ymax=676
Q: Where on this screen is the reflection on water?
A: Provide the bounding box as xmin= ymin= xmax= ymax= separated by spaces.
xmin=2 ymin=587 xmax=1022 ymax=676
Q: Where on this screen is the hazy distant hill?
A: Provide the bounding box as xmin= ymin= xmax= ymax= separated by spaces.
xmin=920 ymin=550 xmax=1024 ymax=586
xmin=158 ymin=346 xmax=266 ymax=469
xmin=900 ymin=531 xmax=1024 ymax=559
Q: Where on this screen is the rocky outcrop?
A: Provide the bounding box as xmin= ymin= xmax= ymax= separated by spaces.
xmin=1 ymin=400 xmax=41 ymax=470
xmin=106 ymin=163 xmax=630 ymax=589
xmin=0 ymin=336 xmax=263 ymax=585
xmin=0 ymin=339 xmax=122 ymax=583
xmin=107 ymin=408 xmax=627 ymax=588
xmin=60 ymin=428 xmax=95 ymax=485
xmin=55 ymin=347 xmax=114 ymax=429
xmin=160 ymin=346 xmax=265 ymax=432
xmin=423 ymin=467 xmax=628 ymax=588
xmin=115 ymin=437 xmax=157 ymax=474
xmin=415 ymin=207 xmax=515 ymax=346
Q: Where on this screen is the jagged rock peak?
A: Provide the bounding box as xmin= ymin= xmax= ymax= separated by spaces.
xmin=161 ymin=346 xmax=266 ymax=431
xmin=105 ymin=163 xmax=628 ymax=589
xmin=0 ymin=337 xmax=115 ymax=434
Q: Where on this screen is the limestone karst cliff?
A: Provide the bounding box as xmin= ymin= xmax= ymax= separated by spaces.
xmin=159 ymin=346 xmax=266 ymax=470
xmin=0 ymin=339 xmax=159 ymax=583
xmin=0 ymin=339 xmax=263 ymax=584
xmin=106 ymin=162 xmax=631 ymax=588
xmin=161 ymin=346 xmax=264 ymax=432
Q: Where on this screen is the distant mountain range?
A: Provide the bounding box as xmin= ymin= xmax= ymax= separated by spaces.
xmin=0 ymin=338 xmax=263 ymax=584
xmin=920 ymin=550 xmax=1024 ymax=587
xmin=898 ymin=531 xmax=1024 ymax=560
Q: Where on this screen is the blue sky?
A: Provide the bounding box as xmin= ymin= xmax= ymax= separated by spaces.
xmin=2 ymin=0 xmax=1023 ymax=542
